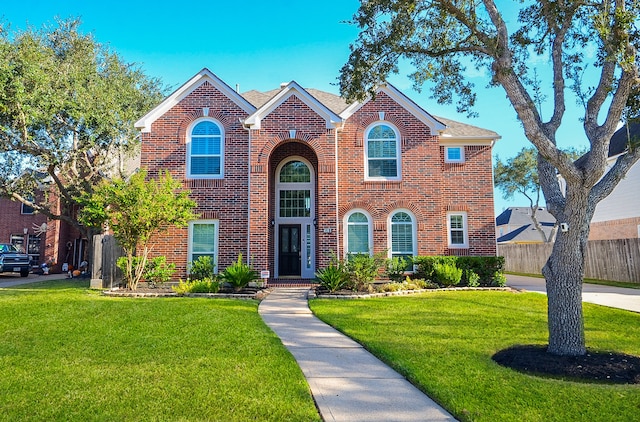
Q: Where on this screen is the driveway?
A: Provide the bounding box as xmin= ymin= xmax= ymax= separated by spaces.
xmin=0 ymin=273 xmax=67 ymax=288
xmin=507 ymin=274 xmax=640 ymax=313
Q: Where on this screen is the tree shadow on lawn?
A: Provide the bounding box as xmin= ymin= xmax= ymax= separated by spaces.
xmin=493 ymin=345 xmax=640 ymax=384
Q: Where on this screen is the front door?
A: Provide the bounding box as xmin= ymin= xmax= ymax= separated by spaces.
xmin=279 ymin=224 xmax=301 ymax=276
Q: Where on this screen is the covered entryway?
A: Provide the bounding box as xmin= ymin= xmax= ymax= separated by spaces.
xmin=273 ymin=156 xmax=316 ymax=279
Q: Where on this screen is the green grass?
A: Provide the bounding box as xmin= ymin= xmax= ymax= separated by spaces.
xmin=310 ymin=291 xmax=640 ymax=422
xmin=0 ymin=280 xmax=321 ymax=421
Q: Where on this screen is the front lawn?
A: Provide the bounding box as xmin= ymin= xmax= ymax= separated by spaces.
xmin=310 ymin=291 xmax=640 ymax=422
xmin=0 ymin=280 xmax=321 ymax=421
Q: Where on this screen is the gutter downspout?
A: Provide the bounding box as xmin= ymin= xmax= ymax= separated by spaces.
xmin=335 ymin=120 xmax=345 ymax=258
xmin=241 ymin=119 xmax=252 ymax=264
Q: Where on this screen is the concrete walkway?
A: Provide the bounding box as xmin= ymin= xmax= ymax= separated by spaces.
xmin=258 ymin=287 xmax=455 ymax=422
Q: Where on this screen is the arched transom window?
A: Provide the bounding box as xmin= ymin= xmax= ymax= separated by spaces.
xmin=278 ymin=160 xmax=312 ymax=218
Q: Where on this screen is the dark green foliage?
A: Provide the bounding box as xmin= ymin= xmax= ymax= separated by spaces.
xmin=221 ymin=254 xmax=257 ymax=290
xmin=384 ymin=256 xmax=411 ymax=282
xmin=345 ymin=252 xmax=385 ymax=291
xmin=433 ymin=262 xmax=462 ymax=287
xmin=143 ymin=256 xmax=176 ymax=287
xmin=315 ymin=258 xmax=349 ymax=292
xmin=413 ymin=256 xmax=505 ymax=287
xmin=189 ymin=256 xmax=216 ymax=281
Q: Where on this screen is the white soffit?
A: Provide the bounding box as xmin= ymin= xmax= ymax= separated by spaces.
xmin=135 ymin=68 xmax=256 ymax=133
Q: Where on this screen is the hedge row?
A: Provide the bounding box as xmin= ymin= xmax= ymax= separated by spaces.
xmin=412 ymin=256 xmax=505 ymax=287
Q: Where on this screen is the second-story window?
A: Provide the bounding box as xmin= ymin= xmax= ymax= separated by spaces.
xmin=187 ymin=119 xmax=224 ymax=178
xmin=365 ymin=123 xmax=400 ymax=180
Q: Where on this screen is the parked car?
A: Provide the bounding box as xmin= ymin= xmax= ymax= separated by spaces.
xmin=0 ymin=243 xmax=30 ymax=277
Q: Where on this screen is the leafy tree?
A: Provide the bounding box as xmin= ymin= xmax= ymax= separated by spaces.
xmin=340 ymin=1 xmax=640 ymax=356
xmin=78 ymin=170 xmax=197 ymax=290
xmin=0 ymin=18 xmax=165 ymax=246
xmin=495 ymin=146 xmax=585 ymax=243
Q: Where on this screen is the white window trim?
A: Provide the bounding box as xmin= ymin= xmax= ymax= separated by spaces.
xmin=343 ymin=209 xmax=374 ymax=258
xmin=187 ymin=219 xmax=219 ymax=274
xmin=447 ymin=212 xmax=469 ymax=249
xmin=21 ymin=202 xmax=34 ymax=215
xmin=364 ymin=122 xmax=402 ymax=181
xmin=186 ymin=118 xmax=225 ymax=179
xmin=387 ymin=209 xmax=417 ymax=259
xmin=444 ymin=146 xmax=465 ymax=163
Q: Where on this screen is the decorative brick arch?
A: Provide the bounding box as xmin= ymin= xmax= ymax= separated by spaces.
xmin=353 ymin=113 xmax=410 ymax=147
xmin=380 ymin=200 xmax=426 ymax=221
xmin=338 ymin=201 xmax=380 ymax=220
xmin=257 ymin=131 xmax=333 ymax=165
xmin=176 ymin=110 xmax=236 ymax=144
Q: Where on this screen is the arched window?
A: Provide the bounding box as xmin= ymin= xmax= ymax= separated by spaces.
xmin=278 ymin=160 xmax=312 ymax=218
xmin=365 ymin=123 xmax=400 ymax=180
xmin=345 ymin=211 xmax=372 ymax=256
xmin=187 ymin=119 xmax=223 ymax=178
xmin=389 ymin=210 xmax=416 ymax=261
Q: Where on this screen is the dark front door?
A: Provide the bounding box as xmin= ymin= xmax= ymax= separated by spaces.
xmin=279 ymin=224 xmax=301 ymax=276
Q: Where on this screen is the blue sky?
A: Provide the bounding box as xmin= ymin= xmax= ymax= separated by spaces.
xmin=2 ymin=1 xmax=593 ymax=215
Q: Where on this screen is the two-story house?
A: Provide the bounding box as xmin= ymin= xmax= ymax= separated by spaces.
xmin=135 ymin=69 xmax=499 ymax=281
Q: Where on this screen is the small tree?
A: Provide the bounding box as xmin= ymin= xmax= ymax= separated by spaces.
xmin=495 ymin=147 xmax=585 ymax=243
xmin=79 ymin=170 xmax=197 ymax=290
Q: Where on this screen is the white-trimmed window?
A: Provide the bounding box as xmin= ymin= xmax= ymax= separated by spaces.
xmin=445 ymin=146 xmax=465 ymax=163
xmin=389 ymin=210 xmax=416 ymax=261
xmin=21 ymin=202 xmax=34 ymax=215
xmin=344 ymin=210 xmax=373 ymax=256
xmin=187 ymin=119 xmax=224 ymax=178
xmin=365 ymin=123 xmax=401 ymax=180
xmin=188 ymin=220 xmax=219 ymax=273
xmin=447 ymin=212 xmax=468 ymax=248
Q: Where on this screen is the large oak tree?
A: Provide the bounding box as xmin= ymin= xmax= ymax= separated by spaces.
xmin=339 ymin=0 xmax=640 ymax=356
xmin=0 ymin=19 xmax=165 ymax=246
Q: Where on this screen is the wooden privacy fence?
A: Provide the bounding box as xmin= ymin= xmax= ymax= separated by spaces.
xmin=90 ymin=234 xmax=124 ymax=289
xmin=498 ymin=238 xmax=640 ymax=284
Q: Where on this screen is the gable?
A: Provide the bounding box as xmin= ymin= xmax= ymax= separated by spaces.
xmin=135 ymin=68 xmax=256 ymax=133
xmin=243 ymin=82 xmax=342 ymax=130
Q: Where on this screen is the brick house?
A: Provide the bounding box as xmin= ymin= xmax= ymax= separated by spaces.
xmin=135 ymin=69 xmax=499 ymax=280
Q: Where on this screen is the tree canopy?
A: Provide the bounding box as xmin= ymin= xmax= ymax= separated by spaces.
xmin=78 ymin=170 xmax=197 ymax=290
xmin=0 ymin=18 xmax=165 ymax=238
xmin=340 ymin=0 xmax=640 ymax=356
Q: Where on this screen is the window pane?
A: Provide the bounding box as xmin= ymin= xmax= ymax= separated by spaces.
xmin=368 ymin=124 xmax=395 ymax=139
xmin=279 ymin=190 xmax=311 ymax=217
xmin=451 ymin=231 xmax=465 ymax=244
xmin=450 ymin=215 xmax=463 ymax=229
xmin=368 ymin=160 xmax=398 ymax=177
xmin=191 ymin=157 xmax=220 ymax=175
xmin=391 ymin=212 xmax=413 ymax=255
xmin=191 ymin=137 xmax=220 ymax=155
xmin=280 ymin=161 xmax=311 ymax=183
xmin=368 ymin=140 xmax=397 ymax=158
xmin=192 ymin=121 xmax=221 ymax=136
xmin=348 ymin=212 xmax=368 ymax=223
xmin=193 ymin=224 xmax=216 ymax=253
xmin=348 ymin=225 xmax=369 ymax=254
xmin=447 ymin=147 xmax=462 ymax=161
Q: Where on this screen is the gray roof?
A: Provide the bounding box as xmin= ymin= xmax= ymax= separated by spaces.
xmin=241 ymin=87 xmax=497 ymax=139
xmin=496 ymin=207 xmax=556 ymax=243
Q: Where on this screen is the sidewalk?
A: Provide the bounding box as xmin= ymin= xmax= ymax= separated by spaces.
xmin=258 ymin=288 xmax=455 ymax=422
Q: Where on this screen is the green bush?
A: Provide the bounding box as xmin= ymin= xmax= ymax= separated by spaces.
xmin=384 ymin=256 xmax=411 ymax=282
xmin=433 ymin=262 xmax=462 ymax=287
xmin=189 ymin=256 xmax=216 ymax=281
xmin=465 ymin=270 xmax=480 ymax=287
xmin=221 ymin=254 xmax=257 ymax=290
xmin=144 ymin=256 xmax=176 ymax=287
xmin=346 ymin=252 xmax=385 ymax=291
xmin=492 ymin=271 xmax=507 ymax=287
xmin=315 ymin=258 xmax=349 ymax=292
xmin=171 ymin=277 xmax=221 ymax=295
xmin=414 ymin=255 xmax=505 ymax=287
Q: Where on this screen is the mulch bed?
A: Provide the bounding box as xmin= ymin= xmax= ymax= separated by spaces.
xmin=493 ymin=345 xmax=640 ymax=384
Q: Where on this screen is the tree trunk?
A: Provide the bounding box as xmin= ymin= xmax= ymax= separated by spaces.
xmin=542 ymin=188 xmax=590 ymax=356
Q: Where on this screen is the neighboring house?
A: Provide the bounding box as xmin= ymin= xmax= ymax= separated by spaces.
xmin=135 ymin=68 xmax=500 ymax=280
xmin=496 ymin=207 xmax=556 ymax=244
xmin=588 ymin=122 xmax=640 ymax=240
xmin=0 ymin=196 xmax=85 ymax=273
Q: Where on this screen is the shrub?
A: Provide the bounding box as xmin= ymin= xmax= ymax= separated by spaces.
xmin=189 ymin=256 xmax=216 ymax=281
xmin=346 ymin=252 xmax=385 ymax=291
xmin=171 ymin=277 xmax=220 ymax=295
xmin=492 ymin=271 xmax=507 ymax=287
xmin=315 ymin=258 xmax=349 ymax=292
xmin=385 ymin=256 xmax=411 ymax=282
xmin=144 ymin=256 xmax=176 ymax=287
xmin=221 ymin=254 xmax=257 ymax=291
xmin=465 ymin=270 xmax=480 ymax=287
xmin=433 ymin=262 xmax=462 ymax=287
xmin=414 ymin=256 xmax=505 ymax=286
